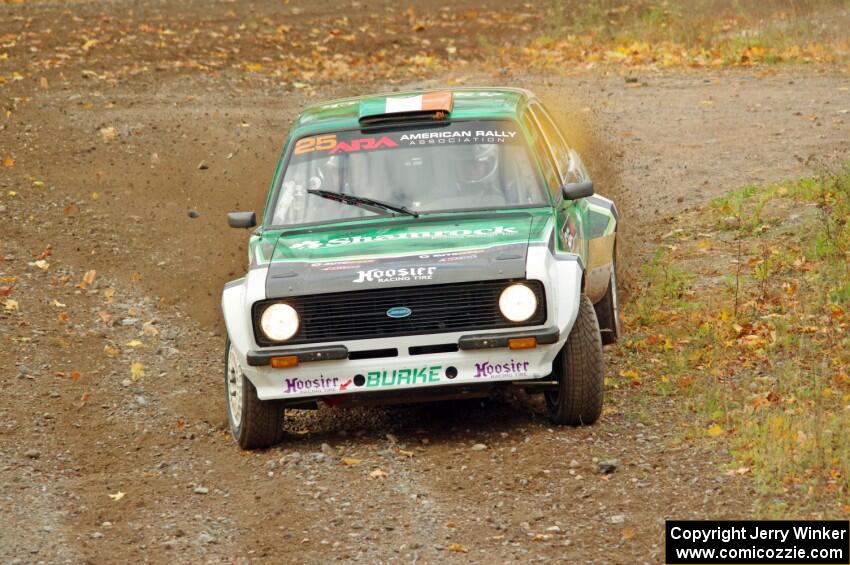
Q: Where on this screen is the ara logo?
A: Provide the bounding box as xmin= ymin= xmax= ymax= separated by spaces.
xmin=329 ymin=136 xmax=398 ymax=155
xmin=386 ymin=306 xmax=412 ymax=318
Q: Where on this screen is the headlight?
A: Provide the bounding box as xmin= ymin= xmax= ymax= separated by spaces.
xmin=499 ymin=284 xmax=537 ymax=322
xmin=260 ymin=303 xmax=300 ymax=341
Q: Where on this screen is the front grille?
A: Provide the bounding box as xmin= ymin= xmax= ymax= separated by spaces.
xmin=252 ymin=279 xmax=546 ymax=346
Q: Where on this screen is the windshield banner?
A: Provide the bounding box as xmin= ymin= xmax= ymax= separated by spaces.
xmin=291 ymin=121 xmax=523 ymax=160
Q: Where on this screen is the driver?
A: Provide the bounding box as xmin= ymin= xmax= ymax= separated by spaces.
xmin=451 ymin=144 xmax=503 ymax=198
xmin=310 ymin=154 xmax=343 ymax=192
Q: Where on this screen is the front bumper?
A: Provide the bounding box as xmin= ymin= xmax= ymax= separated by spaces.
xmin=242 ymin=332 xmax=563 ymax=401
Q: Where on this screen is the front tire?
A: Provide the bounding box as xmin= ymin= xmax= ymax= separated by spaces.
xmin=225 ymin=339 xmax=284 ymax=449
xmin=546 ymin=295 xmax=604 ymax=425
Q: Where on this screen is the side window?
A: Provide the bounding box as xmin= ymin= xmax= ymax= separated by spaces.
xmin=522 ymin=110 xmax=560 ymax=196
xmin=531 ymin=104 xmax=572 ymax=181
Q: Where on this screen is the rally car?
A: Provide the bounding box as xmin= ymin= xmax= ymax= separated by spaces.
xmin=222 ymin=88 xmax=620 ymax=449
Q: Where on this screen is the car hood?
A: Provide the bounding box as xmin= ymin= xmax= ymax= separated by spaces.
xmin=264 ymin=213 xmax=539 ymax=297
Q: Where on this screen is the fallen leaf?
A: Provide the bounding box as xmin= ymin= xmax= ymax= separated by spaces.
xmin=341 ymin=457 xmax=361 ymax=466
xmin=176 ymin=419 xmax=186 ymax=429
xmin=398 ymin=449 xmax=415 ymax=458
xmin=2 ymin=155 xmax=13 ymax=168
xmin=103 ymin=288 xmax=115 ymax=302
xmin=78 ymin=391 xmax=90 ymax=407
xmin=51 ymin=299 xmax=66 ymax=307
xmin=57 ymin=311 xmax=70 ymax=322
xmin=70 ymin=371 xmax=81 ymax=381
xmin=108 ymin=491 xmax=125 ymax=501
xmin=98 ymin=311 xmax=113 ymax=325
xmin=78 ymin=269 xmax=96 ymax=289
xmin=622 ymin=527 xmax=636 ymax=540
xmin=33 ymin=247 xmax=51 ymax=260
xmin=103 ymin=345 xmax=119 ymax=357
xmin=125 ymin=339 xmax=143 ymax=348
xmin=707 ymin=424 xmax=724 ymax=438
xmin=30 ymin=259 xmax=49 ymax=270
xmin=4 ymin=299 xmax=19 ymax=311
xmin=130 ymin=362 xmax=145 ymax=381
xmin=448 ymin=543 xmax=468 ymax=553
xmin=369 ymin=468 xmax=388 ymax=480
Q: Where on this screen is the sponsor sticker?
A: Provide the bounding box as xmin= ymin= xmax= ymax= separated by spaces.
xmin=353 ymin=366 xmax=442 ymax=388
xmin=353 ymin=266 xmax=436 ymax=284
xmin=399 ymin=130 xmax=517 ymax=146
xmin=284 ymin=376 xmax=341 ymax=394
xmin=418 ymin=250 xmax=479 ymax=263
xmin=309 ymin=259 xmax=375 ymax=271
xmin=473 ymin=359 xmax=530 ymax=379
xmin=290 ymin=226 xmax=518 ymax=250
xmin=293 ymin=134 xmax=398 ymax=156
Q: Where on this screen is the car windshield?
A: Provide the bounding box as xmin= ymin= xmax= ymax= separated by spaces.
xmin=270 ymin=119 xmax=548 ymax=226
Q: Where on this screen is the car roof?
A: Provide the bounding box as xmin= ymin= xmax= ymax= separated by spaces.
xmin=289 ymin=87 xmax=536 ymax=138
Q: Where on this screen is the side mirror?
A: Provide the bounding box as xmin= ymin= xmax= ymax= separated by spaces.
xmin=228 ymin=211 xmax=257 ymax=229
xmin=561 ymin=181 xmax=594 ymax=201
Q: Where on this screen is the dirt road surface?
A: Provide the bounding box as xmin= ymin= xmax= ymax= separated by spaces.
xmin=2 ymin=1 xmax=849 ymax=563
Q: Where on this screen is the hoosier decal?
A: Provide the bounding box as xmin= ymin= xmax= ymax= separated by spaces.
xmin=284 ymin=376 xmax=340 ymax=394
xmin=352 ymin=266 xmax=436 ymax=283
xmin=473 ymin=359 xmax=530 ymax=379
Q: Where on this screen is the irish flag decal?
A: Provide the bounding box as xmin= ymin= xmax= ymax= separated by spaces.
xmin=359 ymin=91 xmax=454 ymax=122
xmin=384 ymin=91 xmax=454 ymax=114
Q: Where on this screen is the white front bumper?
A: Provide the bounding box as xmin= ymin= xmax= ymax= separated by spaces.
xmin=244 ymin=342 xmax=562 ymax=400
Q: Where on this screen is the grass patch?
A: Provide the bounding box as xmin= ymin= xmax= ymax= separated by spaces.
xmin=618 ymin=164 xmax=850 ymax=515
xmin=527 ymin=0 xmax=849 ymax=67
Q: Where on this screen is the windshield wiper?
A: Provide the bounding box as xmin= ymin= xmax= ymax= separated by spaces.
xmin=307 ymin=189 xmax=419 ymax=218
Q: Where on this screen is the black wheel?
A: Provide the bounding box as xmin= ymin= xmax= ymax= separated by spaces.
xmin=225 ymin=339 xmax=285 ymax=449
xmin=546 ymin=295 xmax=604 ymax=425
xmin=594 ymin=253 xmax=621 ymax=345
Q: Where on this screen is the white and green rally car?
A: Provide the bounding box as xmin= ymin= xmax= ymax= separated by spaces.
xmin=222 ymin=88 xmax=620 ymax=449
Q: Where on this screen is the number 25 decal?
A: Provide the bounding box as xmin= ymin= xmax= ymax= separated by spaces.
xmin=294 ymin=134 xmax=337 ymax=155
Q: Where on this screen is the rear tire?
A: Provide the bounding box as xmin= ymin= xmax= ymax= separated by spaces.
xmin=594 ymin=254 xmax=621 ymax=345
xmin=225 ymin=339 xmax=285 ymax=449
xmin=546 ymin=295 xmax=604 ymax=425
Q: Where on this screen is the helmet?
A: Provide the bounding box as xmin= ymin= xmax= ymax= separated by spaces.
xmin=311 ymin=155 xmax=342 ymax=191
xmin=453 ymin=144 xmax=499 ymax=187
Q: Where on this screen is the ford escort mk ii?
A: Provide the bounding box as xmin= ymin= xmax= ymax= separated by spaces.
xmin=222 ymin=88 xmax=619 ymax=448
